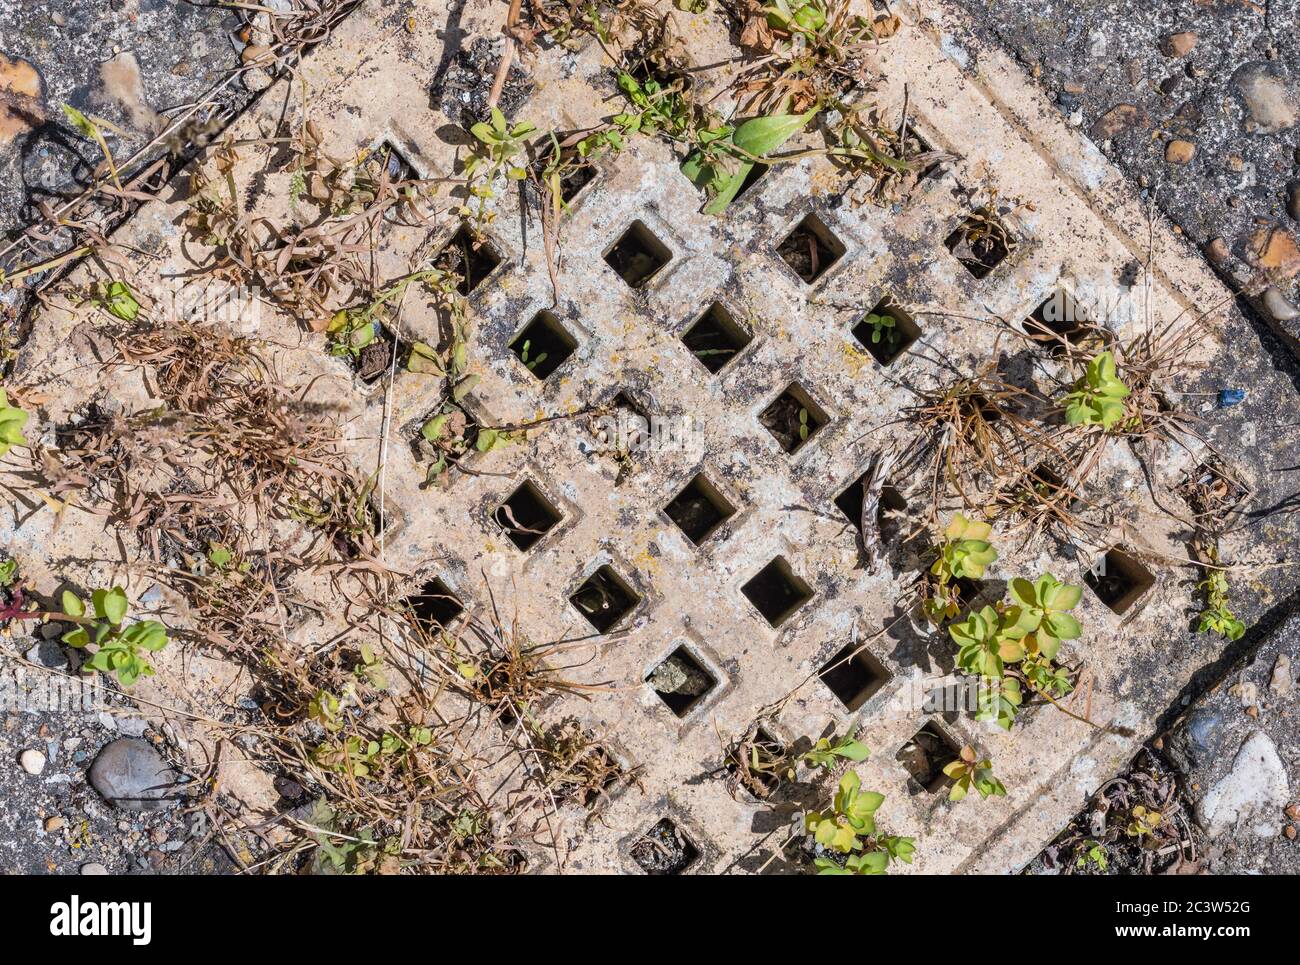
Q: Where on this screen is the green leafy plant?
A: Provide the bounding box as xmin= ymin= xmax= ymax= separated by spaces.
xmin=0 ymin=389 xmax=29 ymax=458
xmin=935 ymin=518 xmax=1082 ymax=732
xmin=1063 ymin=351 xmax=1130 ymax=430
xmin=1007 ymin=572 xmax=1083 ymax=660
xmin=861 ymin=311 xmax=896 ymax=345
xmin=1076 ymin=840 xmax=1108 ymax=872
xmin=417 ymin=404 xmax=515 ymax=484
xmin=93 ymin=280 xmax=142 ymax=322
xmin=941 ymin=746 xmax=1006 ymax=802
xmin=60 ymin=587 xmax=170 ymax=687
xmin=0 ymin=558 xmax=16 ymax=588
xmin=924 ymin=512 xmax=997 ymax=621
xmin=681 ymin=110 xmax=814 ymax=214
xmin=1196 ymin=557 xmax=1245 ymax=642
xmin=311 ymin=725 xmax=434 ymax=778
xmin=804 ymin=770 xmax=916 ymax=875
xmin=462 ymin=107 xmax=538 ymax=229
xmin=801 ymin=734 xmax=870 ymax=770
xmin=1125 ymin=805 xmax=1161 ymax=838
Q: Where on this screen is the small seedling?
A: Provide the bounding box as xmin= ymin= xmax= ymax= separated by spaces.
xmin=1197 ymin=564 xmax=1245 ymax=642
xmin=801 ymin=734 xmax=870 ymax=770
xmin=0 ymin=558 xmax=16 ymax=588
xmin=60 ymin=587 xmax=170 ymax=687
xmin=1076 ymin=840 xmax=1108 ymax=872
xmin=924 ymin=512 xmax=997 ymax=622
xmin=0 ymin=389 xmax=29 ymax=458
xmin=462 ymin=108 xmax=538 ymax=230
xmin=941 ymin=746 xmax=1006 ymax=802
xmin=803 ymin=770 xmax=916 ymax=875
xmin=860 ymin=311 xmax=895 ymax=345
xmin=1063 ymin=351 xmax=1130 ymax=430
xmin=93 ymin=280 xmax=142 ymax=322
xmin=517 ymin=339 xmax=548 ymax=372
xmin=1125 ymin=805 xmax=1161 ymax=839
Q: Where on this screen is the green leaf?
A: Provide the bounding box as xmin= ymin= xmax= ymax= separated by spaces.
xmin=731 ymin=110 xmax=815 ymax=157
xmin=61 ymin=103 xmax=99 ymax=140
xmin=61 ymin=590 xmax=85 ymax=619
xmin=407 ymin=341 xmax=443 ymax=375
xmin=97 ymin=586 xmax=129 ymax=626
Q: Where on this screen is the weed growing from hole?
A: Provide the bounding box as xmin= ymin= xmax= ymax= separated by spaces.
xmin=803 ymin=768 xmax=916 ymax=875
xmin=942 ymin=746 xmax=1006 ymax=802
xmin=418 ymin=404 xmax=516 ymax=486
xmin=1062 ymin=351 xmax=1131 ymax=430
xmin=923 ymin=512 xmax=997 ymax=622
xmin=59 ymin=586 xmax=171 ymax=687
xmin=947 ymin=573 xmax=1081 ymax=731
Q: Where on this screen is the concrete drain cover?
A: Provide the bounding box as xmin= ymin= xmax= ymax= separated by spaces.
xmin=4 ymin=0 xmax=1300 ymax=875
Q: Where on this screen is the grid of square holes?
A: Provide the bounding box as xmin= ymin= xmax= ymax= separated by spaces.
xmin=367 ymin=11 xmax=1198 ymax=872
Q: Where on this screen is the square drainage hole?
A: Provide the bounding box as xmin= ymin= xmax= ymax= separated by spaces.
xmin=629 ymin=818 xmax=699 ymax=875
xmin=664 ymin=473 xmax=736 ymax=545
xmin=604 ymin=220 xmax=672 ymax=289
xmin=777 ymin=212 xmax=844 ymax=284
xmin=834 ymin=474 xmax=908 ymax=539
xmin=1027 ymin=289 xmax=1092 ymax=354
xmin=435 ymin=223 xmax=502 ymax=296
xmin=817 ymin=643 xmax=889 ymax=712
xmin=741 ymin=556 xmax=813 ymax=627
xmin=556 ymin=161 xmax=597 ymax=205
xmin=646 ymin=646 xmax=717 ymax=717
xmin=406 ymin=577 xmax=464 ymax=629
xmin=1085 ymin=548 xmax=1155 ymax=616
xmin=509 ymin=310 xmax=577 ymax=380
xmin=896 ymin=722 xmax=960 ymax=793
xmin=725 ymin=728 xmax=786 ymax=799
xmin=759 ymin=383 xmax=828 ymax=454
xmin=681 ymin=302 xmax=751 ymax=374
xmin=851 ymin=297 xmax=920 ymax=366
xmin=373 ymin=141 xmax=412 ymax=182
xmin=493 ymin=481 xmax=562 ymax=551
xmin=570 ymin=564 xmax=640 ymax=633
xmin=945 ymin=209 xmax=1015 ymax=280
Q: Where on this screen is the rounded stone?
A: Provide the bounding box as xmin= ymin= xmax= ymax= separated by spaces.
xmin=1232 ymin=63 xmax=1298 ymax=134
xmin=1160 ymin=32 xmax=1198 ymax=58
xmin=80 ymin=863 xmax=109 ymax=875
xmin=1166 ymin=139 xmax=1196 ymax=165
xmin=88 ymin=738 xmax=179 ymax=811
xmin=1262 ymin=286 xmax=1300 ymax=322
xmin=19 ymin=749 xmax=46 ymax=775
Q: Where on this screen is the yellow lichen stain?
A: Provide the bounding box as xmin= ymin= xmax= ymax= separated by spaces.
xmin=840 ymin=341 xmax=870 ymax=376
xmin=0 ymin=55 xmax=43 ymax=146
xmin=633 ymin=547 xmax=661 ymax=574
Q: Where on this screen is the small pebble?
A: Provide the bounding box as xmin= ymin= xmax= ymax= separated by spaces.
xmin=44 ymin=816 xmax=64 ymax=833
xmin=1166 ymin=139 xmax=1196 ymax=165
xmin=80 ymin=863 xmax=109 ymax=875
xmin=1285 ymin=804 xmax=1300 ymax=820
xmin=1287 ymin=826 xmax=1297 ymax=840
xmin=20 ymin=749 xmax=46 ymax=775
xmin=1161 ymin=32 xmax=1198 ymax=58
